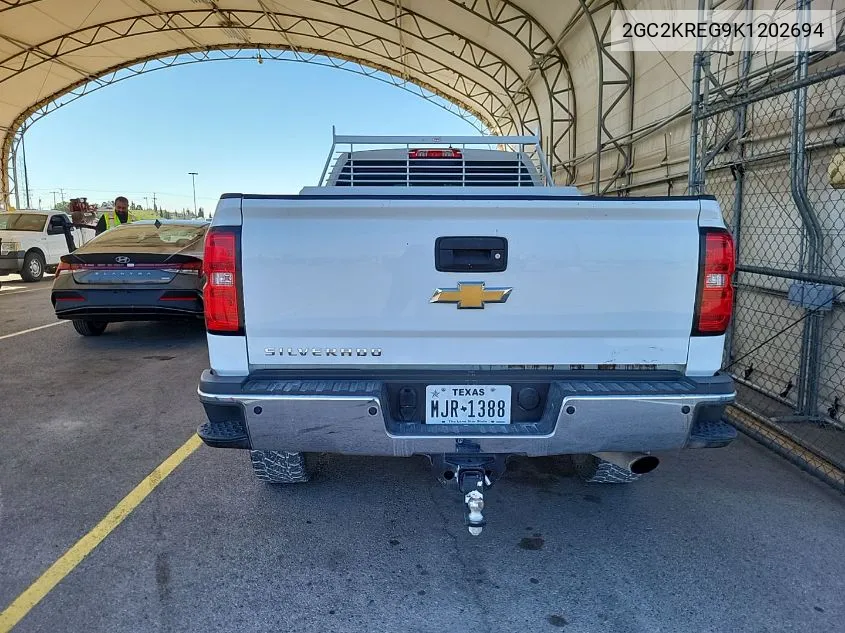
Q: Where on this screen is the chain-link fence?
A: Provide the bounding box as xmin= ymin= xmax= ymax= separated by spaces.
xmin=691 ymin=8 xmax=845 ymax=491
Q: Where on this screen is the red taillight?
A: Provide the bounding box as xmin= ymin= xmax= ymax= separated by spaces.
xmin=54 ymin=293 xmax=85 ymax=302
xmin=408 ymin=148 xmax=462 ymax=159
xmin=56 ymin=261 xmax=72 ymax=276
xmin=203 ymin=228 xmax=241 ymax=333
xmin=693 ymin=230 xmax=736 ymax=335
xmin=159 ymin=292 xmax=199 ymax=302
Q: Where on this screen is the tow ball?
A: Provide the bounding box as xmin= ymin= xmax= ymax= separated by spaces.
xmin=430 ymin=451 xmax=508 ymax=536
xmin=461 ymin=470 xmax=491 ymax=536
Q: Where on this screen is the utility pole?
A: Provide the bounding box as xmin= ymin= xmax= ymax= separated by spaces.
xmin=188 ymin=172 xmax=198 ymax=217
xmin=152 ymin=192 xmax=157 ymax=213
xmin=38 ymin=197 xmax=42 ymax=210
xmin=143 ymin=196 xmax=149 ymax=210
xmin=51 ymin=191 xmax=58 ymax=208
xmin=59 ymin=188 xmax=65 ymax=203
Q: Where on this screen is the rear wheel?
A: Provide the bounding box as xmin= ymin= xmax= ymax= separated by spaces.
xmin=249 ymin=450 xmax=326 ymax=484
xmin=20 ymin=251 xmax=45 ymax=282
xmin=573 ymin=454 xmax=640 ymax=484
xmin=72 ymin=319 xmax=108 ymax=337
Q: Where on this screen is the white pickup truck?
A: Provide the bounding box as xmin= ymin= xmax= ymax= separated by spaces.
xmin=196 ymin=133 xmax=737 ymax=534
xmin=0 ymin=210 xmax=95 ymax=282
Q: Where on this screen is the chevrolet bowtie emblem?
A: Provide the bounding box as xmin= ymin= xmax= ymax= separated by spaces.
xmin=430 ymin=281 xmax=513 ymax=309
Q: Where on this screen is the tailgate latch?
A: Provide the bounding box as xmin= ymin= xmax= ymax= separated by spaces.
xmin=434 ymin=236 xmax=508 ymax=273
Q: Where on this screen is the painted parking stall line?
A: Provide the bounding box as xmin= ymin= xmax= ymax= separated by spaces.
xmin=0 ymin=321 xmax=69 ymax=341
xmin=0 ymin=287 xmax=52 ymax=296
xmin=0 ymin=434 xmax=203 ymax=633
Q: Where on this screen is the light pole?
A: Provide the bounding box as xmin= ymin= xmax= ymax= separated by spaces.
xmin=188 ymin=172 xmax=198 ymax=218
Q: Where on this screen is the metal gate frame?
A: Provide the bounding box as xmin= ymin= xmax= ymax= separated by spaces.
xmin=689 ymin=0 xmax=845 ymax=492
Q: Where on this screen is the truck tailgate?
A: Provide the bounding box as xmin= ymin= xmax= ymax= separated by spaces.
xmin=240 ymin=196 xmax=702 ymax=368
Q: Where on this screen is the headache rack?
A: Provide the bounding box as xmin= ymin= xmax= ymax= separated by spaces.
xmin=318 ymin=127 xmax=554 ymax=187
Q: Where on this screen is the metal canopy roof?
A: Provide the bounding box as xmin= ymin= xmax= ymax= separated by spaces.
xmin=0 ymin=0 xmax=639 ymax=205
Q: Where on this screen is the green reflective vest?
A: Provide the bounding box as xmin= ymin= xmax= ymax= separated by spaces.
xmin=104 ymin=211 xmax=131 ymax=230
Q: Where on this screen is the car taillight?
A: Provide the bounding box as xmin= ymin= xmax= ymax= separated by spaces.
xmin=408 ymin=148 xmax=462 ymax=159
xmin=56 ymin=261 xmax=72 ymax=276
xmin=203 ymin=228 xmax=242 ymax=334
xmin=693 ymin=229 xmax=736 ymax=335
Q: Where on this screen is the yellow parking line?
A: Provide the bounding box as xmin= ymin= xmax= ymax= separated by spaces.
xmin=0 ymin=434 xmax=203 ymax=633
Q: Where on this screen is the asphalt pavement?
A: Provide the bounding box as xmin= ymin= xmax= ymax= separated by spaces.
xmin=0 ymin=283 xmax=843 ymax=633
xmin=0 ymin=275 xmax=58 ymax=337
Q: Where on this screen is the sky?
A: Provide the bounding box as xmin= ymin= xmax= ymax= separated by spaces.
xmin=21 ymin=57 xmax=483 ymax=214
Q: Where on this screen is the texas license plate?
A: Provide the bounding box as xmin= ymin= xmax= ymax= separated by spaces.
xmin=425 ymin=385 xmax=512 ymax=425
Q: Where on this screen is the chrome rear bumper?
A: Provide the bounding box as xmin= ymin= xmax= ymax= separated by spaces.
xmin=197 ymin=370 xmax=735 ymax=456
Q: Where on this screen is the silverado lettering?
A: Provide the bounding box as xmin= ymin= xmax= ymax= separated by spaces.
xmin=263 ymin=347 xmax=383 ymax=357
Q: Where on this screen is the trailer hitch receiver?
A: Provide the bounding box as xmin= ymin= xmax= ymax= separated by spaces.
xmin=430 ymin=449 xmax=508 ymax=536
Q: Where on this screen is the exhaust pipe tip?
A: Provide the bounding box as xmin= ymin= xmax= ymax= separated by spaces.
xmin=592 ymin=451 xmax=660 ymax=475
xmin=629 ymin=454 xmax=660 ymax=475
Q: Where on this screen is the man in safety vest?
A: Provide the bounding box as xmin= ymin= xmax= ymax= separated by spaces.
xmin=95 ymin=195 xmax=132 ymax=235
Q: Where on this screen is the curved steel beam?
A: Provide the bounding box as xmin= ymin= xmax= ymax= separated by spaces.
xmin=1 ymin=43 xmax=497 ymax=207
xmin=443 ymin=0 xmax=578 ymax=182
xmin=0 ymin=5 xmax=534 ymax=165
xmin=577 ymin=0 xmax=636 ymax=195
xmin=6 ymin=129 xmax=23 ymax=209
xmin=1 ymin=4 xmax=546 ymax=202
xmin=0 ymin=0 xmax=42 ymax=13
xmin=21 ymin=48 xmax=489 ymax=134
xmin=319 ymin=0 xmax=542 ymax=130
xmin=0 ymin=3 xmax=539 ymax=129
